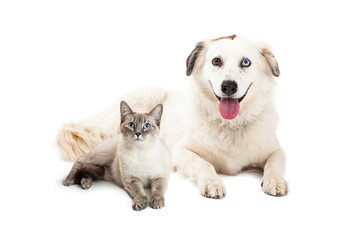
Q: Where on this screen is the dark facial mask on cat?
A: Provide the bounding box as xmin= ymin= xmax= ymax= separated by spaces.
xmin=120 ymin=101 xmax=163 ymax=143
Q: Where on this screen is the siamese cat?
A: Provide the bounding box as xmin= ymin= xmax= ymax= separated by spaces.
xmin=63 ymin=101 xmax=171 ymax=211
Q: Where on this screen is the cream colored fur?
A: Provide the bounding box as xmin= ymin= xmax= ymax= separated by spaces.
xmin=57 ymin=35 xmax=288 ymax=198
xmin=117 ymin=137 xmax=171 ymax=187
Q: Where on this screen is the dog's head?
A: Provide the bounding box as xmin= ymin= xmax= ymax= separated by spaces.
xmin=186 ymin=35 xmax=280 ymax=120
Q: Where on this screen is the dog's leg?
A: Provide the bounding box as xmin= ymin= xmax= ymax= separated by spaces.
xmin=173 ymin=146 xmax=226 ymax=199
xmin=262 ymin=149 xmax=288 ymax=196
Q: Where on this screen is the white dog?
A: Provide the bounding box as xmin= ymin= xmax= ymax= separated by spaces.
xmin=57 ymin=34 xmax=288 ymax=198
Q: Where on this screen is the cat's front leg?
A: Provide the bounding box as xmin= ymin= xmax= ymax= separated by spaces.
xmin=149 ymin=177 xmax=167 ymax=209
xmin=122 ymin=176 xmax=148 ymax=211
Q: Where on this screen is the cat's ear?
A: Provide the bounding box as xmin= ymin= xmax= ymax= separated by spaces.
xmin=120 ymin=101 xmax=133 ymax=123
xmin=149 ymin=104 xmax=163 ymax=127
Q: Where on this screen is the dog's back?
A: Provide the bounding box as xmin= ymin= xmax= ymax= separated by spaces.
xmin=56 ymin=87 xmax=167 ymax=162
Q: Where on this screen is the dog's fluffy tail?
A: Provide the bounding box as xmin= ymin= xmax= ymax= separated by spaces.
xmin=56 ymin=87 xmax=168 ymax=162
xmin=56 ymin=122 xmax=110 ymax=162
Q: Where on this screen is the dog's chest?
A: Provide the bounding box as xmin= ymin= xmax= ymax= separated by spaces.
xmin=193 ymin=121 xmax=277 ymax=174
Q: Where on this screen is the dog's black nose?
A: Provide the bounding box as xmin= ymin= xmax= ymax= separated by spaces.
xmin=221 ymin=80 xmax=238 ymax=96
xmin=135 ymin=132 xmax=141 ymax=137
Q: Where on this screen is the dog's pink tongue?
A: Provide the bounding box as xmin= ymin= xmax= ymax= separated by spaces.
xmin=218 ymin=98 xmax=239 ymax=120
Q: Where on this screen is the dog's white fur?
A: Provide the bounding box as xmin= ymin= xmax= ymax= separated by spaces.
xmin=57 ymin=35 xmax=288 ymax=198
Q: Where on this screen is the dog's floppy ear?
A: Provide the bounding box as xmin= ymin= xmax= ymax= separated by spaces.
xmin=186 ymin=42 xmax=205 ymax=76
xmin=259 ymin=47 xmax=280 ymax=77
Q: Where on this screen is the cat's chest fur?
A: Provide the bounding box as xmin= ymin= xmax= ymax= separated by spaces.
xmin=117 ymin=140 xmax=170 ymax=187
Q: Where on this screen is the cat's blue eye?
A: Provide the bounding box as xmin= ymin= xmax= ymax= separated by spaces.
xmin=241 ymin=58 xmax=251 ymax=67
xmin=143 ymin=123 xmax=151 ymax=130
xmin=128 ymin=122 xmax=135 ymax=129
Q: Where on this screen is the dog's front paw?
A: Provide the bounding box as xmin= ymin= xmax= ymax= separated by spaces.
xmin=198 ymin=177 xmax=226 ymax=199
xmin=132 ymin=195 xmax=148 ymax=211
xmin=262 ymin=176 xmax=288 ymax=196
xmin=150 ymin=194 xmax=165 ymax=209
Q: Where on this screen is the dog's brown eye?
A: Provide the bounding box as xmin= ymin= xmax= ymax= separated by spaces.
xmin=212 ymin=58 xmax=222 ymax=67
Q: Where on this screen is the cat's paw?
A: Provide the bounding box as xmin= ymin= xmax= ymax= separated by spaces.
xmin=63 ymin=178 xmax=75 ymax=186
xmin=80 ymin=178 xmax=92 ymax=190
xmin=150 ymin=194 xmax=165 ymax=209
xmin=132 ymin=195 xmax=148 ymax=211
xmin=198 ymin=176 xmax=226 ymax=199
xmin=261 ymin=176 xmax=288 ymax=196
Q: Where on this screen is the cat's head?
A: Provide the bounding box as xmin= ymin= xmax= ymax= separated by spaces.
xmin=120 ymin=101 xmax=163 ymax=143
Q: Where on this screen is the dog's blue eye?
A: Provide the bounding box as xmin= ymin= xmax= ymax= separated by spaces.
xmin=241 ymin=58 xmax=251 ymax=67
xmin=143 ymin=123 xmax=151 ymax=130
xmin=128 ymin=122 xmax=135 ymax=129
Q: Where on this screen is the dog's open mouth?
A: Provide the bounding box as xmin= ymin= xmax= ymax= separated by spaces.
xmin=214 ymin=83 xmax=253 ymax=120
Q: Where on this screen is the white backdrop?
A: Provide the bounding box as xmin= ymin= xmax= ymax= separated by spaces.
xmin=1 ymin=0 xmax=359 ymax=239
